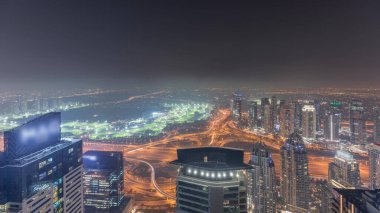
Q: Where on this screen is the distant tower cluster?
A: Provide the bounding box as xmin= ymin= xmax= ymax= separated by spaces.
xmin=349 ymin=100 xmax=365 ymax=145
xmin=301 ymin=105 xmax=316 ymax=139
xmin=247 ymin=143 xmax=276 ymax=213
xmin=280 ymin=132 xmax=310 ymax=212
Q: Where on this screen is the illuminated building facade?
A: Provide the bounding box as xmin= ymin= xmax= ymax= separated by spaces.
xmin=279 ymin=102 xmax=294 ymax=137
xmin=314 ymin=100 xmax=321 ymax=132
xmin=369 ymin=143 xmax=380 ymax=190
xmin=280 ymin=133 xmax=310 ymax=212
xmin=373 ymin=106 xmax=380 ymax=143
xmin=232 ymin=92 xmax=243 ymax=122
xmin=270 ymin=96 xmax=277 ymax=133
xmin=83 ymin=151 xmax=125 ymax=213
xmin=262 ymin=104 xmax=272 ymax=133
xmin=293 ymin=101 xmax=303 ymax=131
xmin=324 ymin=108 xmax=341 ymax=141
xmin=349 ymin=100 xmax=366 ymax=145
xmin=260 ymin=98 xmax=270 ymax=129
xmin=328 ymin=150 xmax=360 ymax=188
xmin=247 ymin=143 xmax=276 ymax=213
xmin=172 ymin=147 xmax=251 ymax=213
xmin=0 ymin=112 xmax=83 ymax=213
xmin=301 ymin=105 xmax=316 ymax=139
xmin=248 ymin=100 xmax=258 ymax=130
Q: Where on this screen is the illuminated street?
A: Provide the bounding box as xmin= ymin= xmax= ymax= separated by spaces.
xmin=83 ymin=108 xmax=370 ymax=211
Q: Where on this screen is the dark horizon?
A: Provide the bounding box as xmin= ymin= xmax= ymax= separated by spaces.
xmin=1 ymin=0 xmax=379 ymax=91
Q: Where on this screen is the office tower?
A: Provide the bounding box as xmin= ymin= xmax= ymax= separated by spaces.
xmin=301 ymin=105 xmax=316 ymax=139
xmin=171 ymin=147 xmax=251 ymax=213
xmin=314 ymin=100 xmax=322 ymax=131
xmin=262 ymin=104 xmax=272 ymax=133
xmin=330 ymin=189 xmax=380 ymax=213
xmin=279 ymin=102 xmax=294 ymax=137
xmin=260 ymin=98 xmax=270 ymax=128
xmin=373 ymin=106 xmax=380 ymax=143
xmin=0 ymin=112 xmax=83 ymax=213
xmin=270 ymin=96 xmax=277 ymax=133
xmin=232 ymin=92 xmax=243 ymax=122
xmin=349 ymin=100 xmax=366 ymax=145
xmin=247 ymin=143 xmax=276 ymax=213
xmin=83 ymin=151 xmax=126 ymax=213
xmin=248 ymin=100 xmax=258 ymax=130
xmin=294 ymin=101 xmax=303 ymax=131
xmin=369 ymin=143 xmax=380 ymax=189
xmin=328 ymin=150 xmax=360 ymax=188
xmin=280 ymin=132 xmax=310 ymax=212
xmin=324 ymin=109 xmax=341 ymax=141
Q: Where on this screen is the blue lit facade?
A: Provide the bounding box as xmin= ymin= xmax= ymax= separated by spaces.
xmin=83 ymin=151 xmax=125 ymax=213
xmin=0 ymin=112 xmax=83 ymax=213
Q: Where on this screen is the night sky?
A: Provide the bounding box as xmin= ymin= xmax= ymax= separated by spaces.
xmin=0 ymin=0 xmax=379 ymax=90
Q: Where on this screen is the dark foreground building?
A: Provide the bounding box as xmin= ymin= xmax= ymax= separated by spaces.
xmin=331 ymin=188 xmax=380 ymax=213
xmin=0 ymin=112 xmax=83 ymax=213
xmin=83 ymin=151 xmax=127 ymax=213
xmin=171 ymin=147 xmax=251 ymax=213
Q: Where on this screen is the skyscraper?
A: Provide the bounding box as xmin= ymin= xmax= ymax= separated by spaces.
xmin=260 ymin=98 xmax=270 ymax=129
xmin=248 ymin=100 xmax=258 ymax=130
xmin=294 ymin=101 xmax=303 ymax=131
xmin=328 ymin=150 xmax=361 ymax=188
xmin=171 ymin=147 xmax=251 ymax=213
xmin=368 ymin=143 xmax=380 ymax=189
xmin=270 ymin=96 xmax=277 ymax=133
xmin=373 ymin=106 xmax=380 ymax=143
xmin=314 ymin=100 xmax=322 ymax=132
xmin=232 ymin=92 xmax=243 ymax=122
xmin=324 ymin=107 xmax=341 ymax=141
xmin=83 ymin=151 xmax=126 ymax=213
xmin=247 ymin=143 xmax=276 ymax=213
xmin=279 ymin=102 xmax=294 ymax=137
xmin=301 ymin=105 xmax=316 ymax=139
xmin=0 ymin=112 xmax=83 ymax=213
xmin=280 ymin=132 xmax=310 ymax=212
xmin=349 ymin=100 xmax=366 ymax=145
xmin=262 ymin=104 xmax=272 ymax=133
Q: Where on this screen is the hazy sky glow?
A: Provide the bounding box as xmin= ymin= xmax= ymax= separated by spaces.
xmin=0 ymin=0 xmax=379 ymax=90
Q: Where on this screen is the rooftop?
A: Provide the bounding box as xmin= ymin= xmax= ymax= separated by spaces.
xmin=171 ymin=147 xmax=252 ymax=170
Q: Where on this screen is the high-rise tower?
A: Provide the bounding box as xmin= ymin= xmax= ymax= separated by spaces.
xmin=349 ymin=101 xmax=365 ymax=145
xmin=301 ymin=105 xmax=316 ymax=139
xmin=247 ymin=143 xmax=276 ymax=213
xmin=248 ymin=100 xmax=258 ymax=130
xmin=328 ymin=150 xmax=361 ymax=188
xmin=280 ymin=132 xmax=310 ymax=212
xmin=232 ymin=92 xmax=243 ymax=122
xmin=0 ymin=112 xmax=83 ymax=213
xmin=279 ymin=102 xmax=295 ymax=137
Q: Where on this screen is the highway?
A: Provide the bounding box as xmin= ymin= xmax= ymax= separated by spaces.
xmin=125 ymin=157 xmax=176 ymax=200
xmin=83 ymin=108 xmax=370 ymax=210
